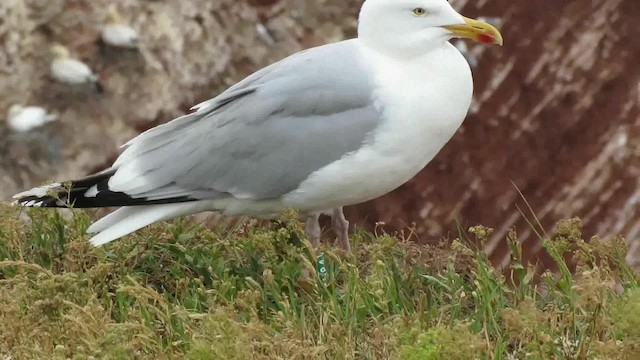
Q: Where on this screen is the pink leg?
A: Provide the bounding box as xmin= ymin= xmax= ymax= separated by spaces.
xmin=305 ymin=213 xmax=321 ymax=248
xmin=332 ymin=207 xmax=351 ymax=252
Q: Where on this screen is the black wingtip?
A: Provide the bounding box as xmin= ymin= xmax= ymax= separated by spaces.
xmin=12 ymin=169 xmax=198 ymax=209
xmin=12 ymin=195 xmax=65 ymax=208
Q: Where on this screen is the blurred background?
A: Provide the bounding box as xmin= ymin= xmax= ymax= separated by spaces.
xmin=1 ymin=0 xmax=639 ymax=270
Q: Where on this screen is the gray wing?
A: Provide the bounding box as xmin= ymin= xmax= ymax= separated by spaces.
xmin=107 ymin=39 xmax=383 ymax=201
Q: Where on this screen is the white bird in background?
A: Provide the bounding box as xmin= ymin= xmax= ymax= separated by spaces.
xmin=6 ymin=105 xmax=58 ymax=133
xmin=13 ymin=0 xmax=503 ymax=250
xmin=101 ymin=6 xmax=139 ymax=49
xmin=50 ymin=44 xmax=103 ymax=93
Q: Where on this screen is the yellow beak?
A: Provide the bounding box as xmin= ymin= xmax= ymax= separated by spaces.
xmin=443 ymin=17 xmax=503 ymax=46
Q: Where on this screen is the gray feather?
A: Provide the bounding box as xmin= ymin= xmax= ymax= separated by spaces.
xmin=108 ymin=39 xmax=383 ymax=201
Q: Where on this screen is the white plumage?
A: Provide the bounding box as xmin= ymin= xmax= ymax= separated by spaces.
xmin=50 ymin=44 xmax=100 ymax=87
xmin=101 ymin=7 xmax=139 ymax=49
xmin=6 ymin=105 xmax=57 ymax=133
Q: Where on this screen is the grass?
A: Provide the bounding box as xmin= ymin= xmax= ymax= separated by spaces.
xmin=0 ymin=203 xmax=638 ymax=359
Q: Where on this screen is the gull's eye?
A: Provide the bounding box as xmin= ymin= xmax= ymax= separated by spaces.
xmin=412 ymin=7 xmax=426 ymax=16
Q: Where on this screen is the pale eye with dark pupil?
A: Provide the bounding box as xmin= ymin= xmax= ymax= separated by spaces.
xmin=413 ymin=8 xmax=426 ymax=16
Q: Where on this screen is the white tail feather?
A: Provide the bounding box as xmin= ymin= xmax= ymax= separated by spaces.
xmin=88 ymin=201 xmax=210 ymax=246
xmin=87 ymin=206 xmax=139 ymax=234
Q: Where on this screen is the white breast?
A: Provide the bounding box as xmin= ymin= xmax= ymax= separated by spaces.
xmin=284 ymin=42 xmax=473 ymax=211
xmin=8 ymin=107 xmax=57 ymax=133
xmin=102 ymin=24 xmax=139 ymax=48
xmin=51 ymin=59 xmax=96 ymax=85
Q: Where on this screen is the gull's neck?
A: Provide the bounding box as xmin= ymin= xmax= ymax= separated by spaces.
xmin=358 ymin=39 xmax=459 ymax=69
xmin=357 ymin=27 xmax=453 ymax=61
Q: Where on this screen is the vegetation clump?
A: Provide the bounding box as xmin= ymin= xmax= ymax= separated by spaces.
xmin=0 ymin=205 xmax=638 ymax=359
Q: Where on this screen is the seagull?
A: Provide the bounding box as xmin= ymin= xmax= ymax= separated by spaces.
xmin=50 ymin=44 xmax=103 ymax=93
xmin=12 ymin=0 xmax=502 ymax=249
xmin=101 ymin=6 xmax=139 ymax=49
xmin=6 ymin=105 xmax=57 ymax=133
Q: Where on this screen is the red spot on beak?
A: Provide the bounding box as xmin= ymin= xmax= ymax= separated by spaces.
xmin=477 ymin=34 xmax=495 ymax=44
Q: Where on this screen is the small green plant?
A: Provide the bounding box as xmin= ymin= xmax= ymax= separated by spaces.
xmin=0 ymin=203 xmax=637 ymax=359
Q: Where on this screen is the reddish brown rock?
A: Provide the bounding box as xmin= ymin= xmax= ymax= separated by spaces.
xmin=346 ymin=0 xmax=640 ymax=270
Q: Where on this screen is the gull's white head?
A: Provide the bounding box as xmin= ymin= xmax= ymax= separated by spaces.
xmin=107 ymin=4 xmax=123 ymax=24
xmin=50 ymin=43 xmax=70 ymax=59
xmin=358 ymin=0 xmax=502 ymax=57
xmin=7 ymin=104 xmax=24 ymax=119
